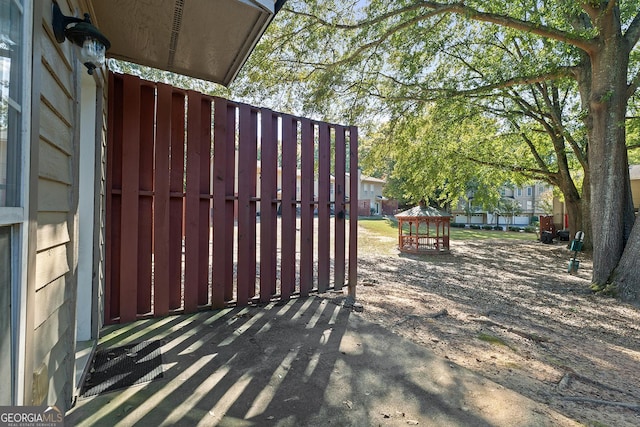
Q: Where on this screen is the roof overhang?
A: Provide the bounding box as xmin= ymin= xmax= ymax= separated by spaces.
xmin=90 ymin=0 xmax=285 ymax=86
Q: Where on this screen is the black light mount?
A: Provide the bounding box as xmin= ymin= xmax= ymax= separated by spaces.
xmin=52 ymin=0 xmax=111 ymax=75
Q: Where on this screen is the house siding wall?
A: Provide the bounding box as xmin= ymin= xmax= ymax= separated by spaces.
xmin=29 ymin=0 xmax=77 ymax=410
xmin=26 ymin=0 xmax=107 ymax=411
xmin=453 ymin=183 xmax=554 ymax=226
xmin=359 ymin=178 xmax=385 ymax=215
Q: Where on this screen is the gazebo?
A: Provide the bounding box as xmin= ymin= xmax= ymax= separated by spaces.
xmin=395 ymin=203 xmax=452 ymax=254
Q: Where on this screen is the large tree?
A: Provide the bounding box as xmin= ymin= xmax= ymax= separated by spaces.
xmin=361 ymin=78 xmax=590 ymax=244
xmin=233 ymin=0 xmax=640 ymax=301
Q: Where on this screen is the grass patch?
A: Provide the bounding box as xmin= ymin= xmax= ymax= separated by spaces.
xmin=590 ymin=282 xmax=618 ymax=297
xmin=477 ymin=332 xmax=509 ymax=346
xmin=356 ymin=217 xmax=399 ymax=255
xmin=359 ymin=217 xmax=538 ymax=242
xmin=358 ymin=217 xmax=399 ymax=237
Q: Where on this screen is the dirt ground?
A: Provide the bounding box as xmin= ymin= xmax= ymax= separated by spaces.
xmin=355 ymin=225 xmax=640 ymax=427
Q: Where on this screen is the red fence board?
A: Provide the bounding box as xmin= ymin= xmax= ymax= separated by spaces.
xmin=280 ymin=116 xmax=297 ymax=299
xmin=317 ymin=123 xmax=331 ymax=292
xmin=212 ymin=98 xmax=230 ymax=309
xmin=259 ymin=110 xmax=278 ymax=303
xmin=153 ymin=83 xmax=172 ymax=317
xmin=119 ymin=74 xmax=141 ymax=323
xmin=137 ymin=84 xmax=155 ymax=315
xmin=237 ymin=104 xmax=258 ymax=305
xmin=105 ymin=73 xmax=358 ymax=323
xmin=299 ymin=119 xmax=314 ymax=297
xmin=105 ymin=72 xmax=118 ymax=321
xmin=334 ymin=127 xmax=346 ymax=290
xmin=169 ymin=92 xmax=186 ymax=310
xmin=223 ymin=103 xmax=236 ymax=303
xmin=198 ymin=98 xmax=212 ymax=306
xmin=185 ymin=92 xmax=205 ymax=312
xmin=349 ymin=127 xmax=359 ymax=297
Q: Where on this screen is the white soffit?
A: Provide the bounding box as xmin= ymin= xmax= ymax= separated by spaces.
xmin=91 ymin=0 xmax=278 ymax=85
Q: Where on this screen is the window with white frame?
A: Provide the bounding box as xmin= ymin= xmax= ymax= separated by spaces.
xmin=527 ymin=187 xmax=532 ymax=196
xmin=1 ymin=0 xmax=23 ymax=208
xmin=0 ymin=0 xmax=29 ymax=406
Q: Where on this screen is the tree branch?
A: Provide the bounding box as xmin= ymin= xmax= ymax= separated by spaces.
xmin=558 ymin=396 xmax=640 ymax=411
xmin=533 ymin=82 xmax=588 ymax=167
xmin=283 ymin=2 xmax=456 ymax=30
xmin=387 ymin=67 xmax=576 ymax=101
xmin=420 ymin=2 xmax=597 ymax=53
xmin=447 ymin=68 xmax=577 ymax=96
xmin=464 ymin=156 xmax=554 ymax=181
xmin=286 ymin=1 xmax=597 ymax=53
xmin=627 ymin=70 xmax=640 ymax=100
xmin=605 ymin=0 xmax=618 ymax=16
xmin=624 ymin=11 xmax=640 ymax=55
xmin=510 ymin=120 xmax=551 ymax=173
xmin=328 ymin=13 xmax=448 ymax=67
xmin=580 ymin=2 xmax=602 ymax=23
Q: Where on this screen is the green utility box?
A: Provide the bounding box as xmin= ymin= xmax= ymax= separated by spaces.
xmin=570 ymin=240 xmax=583 ymax=252
xmin=567 ymin=231 xmax=585 ymax=274
xmin=567 ymin=259 xmax=580 ymax=274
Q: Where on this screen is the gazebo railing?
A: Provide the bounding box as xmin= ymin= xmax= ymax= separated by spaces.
xmin=399 ymin=235 xmax=449 ymax=253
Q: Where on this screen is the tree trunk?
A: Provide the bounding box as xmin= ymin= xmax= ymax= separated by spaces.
xmin=613 ymin=145 xmax=640 ymax=303
xmin=586 ymin=16 xmax=630 ymax=285
xmin=555 ymin=164 xmax=586 ymax=246
xmin=564 ymin=198 xmax=581 ymax=241
xmin=622 ymin=148 xmax=636 ymax=244
xmin=580 ymin=171 xmax=593 ymax=251
xmin=611 ymin=215 xmax=640 ymax=302
xmin=555 ymin=174 xmax=584 ymax=244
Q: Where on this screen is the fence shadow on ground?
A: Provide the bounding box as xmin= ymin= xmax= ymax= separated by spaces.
xmin=66 ymin=296 xmax=563 ymax=426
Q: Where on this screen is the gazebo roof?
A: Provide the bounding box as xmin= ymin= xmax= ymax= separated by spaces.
xmin=395 ymin=205 xmax=451 ymax=218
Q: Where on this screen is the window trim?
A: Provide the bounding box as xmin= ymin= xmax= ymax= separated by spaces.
xmin=15 ymin=0 xmax=32 ymax=405
xmin=0 ymin=0 xmax=32 ymax=405
xmin=0 ymin=207 xmax=24 ymax=225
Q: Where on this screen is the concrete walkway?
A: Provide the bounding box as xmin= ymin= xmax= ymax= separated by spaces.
xmin=66 ymin=297 xmax=579 ymax=426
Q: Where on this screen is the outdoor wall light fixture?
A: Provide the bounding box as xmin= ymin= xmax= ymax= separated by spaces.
xmin=52 ymin=0 xmax=111 ymax=75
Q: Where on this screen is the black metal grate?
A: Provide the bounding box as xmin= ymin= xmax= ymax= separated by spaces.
xmin=81 ymin=340 xmax=164 ymax=397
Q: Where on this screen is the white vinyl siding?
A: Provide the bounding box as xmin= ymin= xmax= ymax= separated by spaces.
xmin=31 ymin=0 xmax=77 ymax=409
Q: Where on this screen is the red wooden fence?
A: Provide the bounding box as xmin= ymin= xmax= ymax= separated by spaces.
xmin=105 ymin=73 xmax=358 ymax=324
